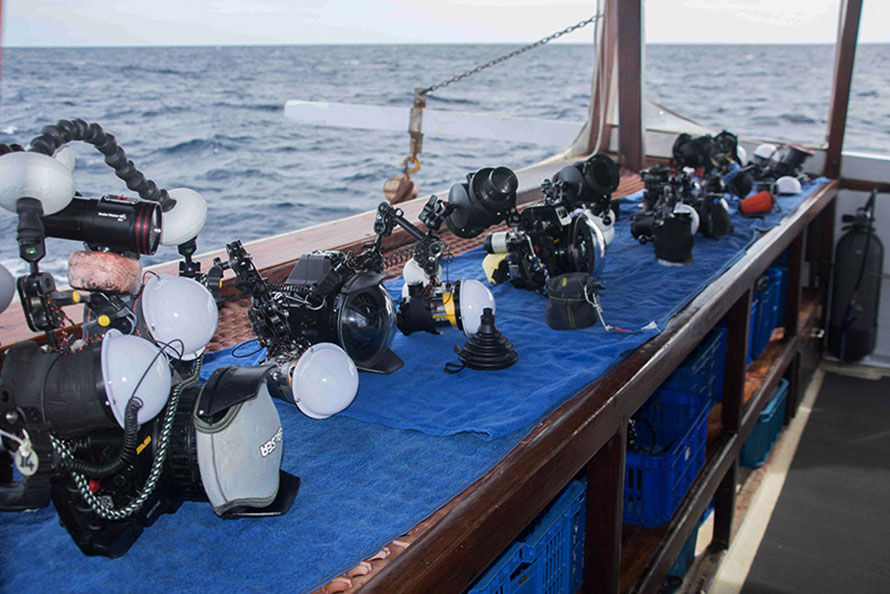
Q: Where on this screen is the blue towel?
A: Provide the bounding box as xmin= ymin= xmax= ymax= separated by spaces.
xmin=0 ymin=179 xmax=827 ymax=593
xmin=0 ymin=404 xmax=527 ymax=593
xmin=201 ymin=179 xmax=826 ymax=439
xmin=200 ymin=179 xmax=821 ymax=439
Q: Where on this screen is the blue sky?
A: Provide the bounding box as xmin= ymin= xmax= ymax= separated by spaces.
xmin=2 ymin=0 xmax=888 ymax=47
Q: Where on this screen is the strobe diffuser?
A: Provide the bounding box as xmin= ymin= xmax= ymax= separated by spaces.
xmin=0 ymin=261 xmax=14 ymax=314
xmin=1 ymin=329 xmax=172 ymax=437
xmin=139 ymin=274 xmax=219 ymax=360
xmin=445 ymin=167 xmax=518 ymax=238
xmin=268 ymin=343 xmax=360 ymax=419
xmin=397 ymin=279 xmax=496 ymax=338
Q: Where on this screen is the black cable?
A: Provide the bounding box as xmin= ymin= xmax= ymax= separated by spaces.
xmin=57 ymin=338 xmax=184 ymax=478
xmin=59 ymin=396 xmax=143 ymax=478
xmin=28 ymin=118 xmax=176 ymax=211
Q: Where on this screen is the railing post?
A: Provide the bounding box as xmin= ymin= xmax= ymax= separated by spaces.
xmin=616 ymin=0 xmax=645 ymax=172
xmin=584 ymin=423 xmax=626 ymax=593
xmin=824 ymin=0 xmax=864 ymax=178
xmin=713 ymin=291 xmax=751 ymax=549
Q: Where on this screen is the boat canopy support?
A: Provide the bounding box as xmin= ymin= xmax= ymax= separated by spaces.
xmin=825 ymin=0 xmax=864 ymax=179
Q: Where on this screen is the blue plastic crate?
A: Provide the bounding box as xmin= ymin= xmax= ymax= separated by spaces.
xmin=746 ymin=298 xmax=759 ymax=364
xmin=741 ymin=379 xmax=789 ymax=468
xmin=664 ymin=327 xmax=727 ymax=408
xmin=772 ymin=266 xmax=788 ymax=327
xmin=750 ymin=269 xmax=785 ymax=361
xmin=469 ymin=480 xmax=586 ymax=594
xmin=666 ymin=503 xmax=713 ymax=586
xmin=624 ymin=390 xmax=710 ymax=527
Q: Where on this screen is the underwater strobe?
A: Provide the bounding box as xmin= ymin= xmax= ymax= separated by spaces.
xmin=0 ymin=120 xmax=296 ymax=558
xmin=397 ymin=278 xmax=496 ymax=337
xmin=438 ymin=154 xmax=620 ymax=292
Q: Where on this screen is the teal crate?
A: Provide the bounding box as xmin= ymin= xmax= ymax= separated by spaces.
xmin=664 ymin=327 xmax=727 ymax=408
xmin=469 ymin=480 xmax=586 ymax=594
xmin=624 ymin=390 xmax=709 ymax=527
xmin=741 ymin=379 xmax=789 ymax=468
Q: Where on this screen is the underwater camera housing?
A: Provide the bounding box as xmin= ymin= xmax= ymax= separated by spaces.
xmin=477 ymin=154 xmax=620 ymax=292
xmin=225 ymin=241 xmax=402 ymax=374
xmin=672 ymin=131 xmax=753 ymax=198
xmin=0 ymin=344 xmax=298 ymax=558
xmin=750 ymin=142 xmax=814 ymax=183
xmin=630 ymin=165 xmax=720 ymax=265
xmin=484 ymin=204 xmax=612 ymax=291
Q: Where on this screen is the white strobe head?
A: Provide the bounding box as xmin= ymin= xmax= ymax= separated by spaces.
xmin=141 ymin=274 xmax=219 ymax=360
xmin=100 ymin=329 xmax=172 ymax=428
xmin=0 ymin=261 xmax=14 ymax=314
xmin=0 ymin=151 xmax=75 ymax=215
xmin=160 ymin=187 xmax=208 ymax=246
xmin=457 ymin=279 xmax=496 ymax=337
xmin=290 ymin=343 xmax=359 ymax=419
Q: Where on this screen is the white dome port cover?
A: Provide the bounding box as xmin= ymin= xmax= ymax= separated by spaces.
xmin=141 ymin=274 xmax=218 ymax=360
xmin=0 ymin=151 xmax=76 ymax=215
xmin=100 ymin=329 xmax=172 ymax=428
xmin=291 ymin=343 xmax=359 ymax=419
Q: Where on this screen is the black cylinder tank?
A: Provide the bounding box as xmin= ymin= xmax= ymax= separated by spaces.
xmin=827 ymin=192 xmax=884 ymax=362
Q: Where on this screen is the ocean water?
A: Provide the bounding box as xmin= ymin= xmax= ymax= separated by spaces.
xmin=1 ymin=43 xmax=887 ymax=278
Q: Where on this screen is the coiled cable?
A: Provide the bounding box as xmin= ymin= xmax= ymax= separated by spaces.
xmin=57 ymin=397 xmax=142 ymax=478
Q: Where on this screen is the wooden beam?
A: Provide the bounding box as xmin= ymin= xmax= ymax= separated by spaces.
xmin=584 ymin=424 xmax=627 ymax=593
xmin=824 ymin=0 xmax=864 ymax=178
xmin=616 ymin=0 xmax=644 ymax=172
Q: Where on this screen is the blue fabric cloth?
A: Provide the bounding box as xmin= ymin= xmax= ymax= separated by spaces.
xmin=0 ymin=179 xmax=827 ymax=593
xmin=0 ymin=404 xmax=526 ymax=593
xmin=244 ymin=178 xmax=825 ymax=439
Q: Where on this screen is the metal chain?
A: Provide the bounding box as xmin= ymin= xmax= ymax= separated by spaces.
xmin=421 ymin=14 xmax=602 ymax=95
xmin=51 ymin=358 xmax=202 ymax=521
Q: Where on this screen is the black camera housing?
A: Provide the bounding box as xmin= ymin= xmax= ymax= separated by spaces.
xmin=485 ymin=204 xmax=607 ymax=291
xmin=226 ymin=242 xmax=402 ymax=374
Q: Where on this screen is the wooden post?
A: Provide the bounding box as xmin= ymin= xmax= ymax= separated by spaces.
xmin=824 ymin=0 xmax=864 ymax=178
xmin=713 ymin=291 xmax=750 ymax=549
xmin=616 ymin=0 xmax=644 ymax=172
xmin=584 ymin=424 xmax=626 ymax=593
xmin=784 ymin=232 xmax=805 ymax=340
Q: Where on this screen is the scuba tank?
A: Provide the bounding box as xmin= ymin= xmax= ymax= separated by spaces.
xmin=827 ymin=189 xmax=884 ymax=362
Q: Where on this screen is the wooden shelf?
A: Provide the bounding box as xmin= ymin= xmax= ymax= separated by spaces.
xmin=618 ymin=291 xmax=823 ymax=593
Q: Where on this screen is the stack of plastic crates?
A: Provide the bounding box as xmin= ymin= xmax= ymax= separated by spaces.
xmin=663 ymin=327 xmax=727 ymax=409
xmin=741 ymin=378 xmax=789 ymax=468
xmin=624 ymin=390 xmax=710 ymax=527
xmin=468 ymin=479 xmax=586 ymax=594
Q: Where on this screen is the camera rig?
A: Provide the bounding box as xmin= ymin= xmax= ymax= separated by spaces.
xmin=481 ymin=154 xmax=620 ymax=292
xmin=630 ymin=163 xmax=734 ymax=265
xmin=1 ymin=119 xmax=294 ymax=558
xmin=220 ymin=239 xmax=402 ymax=374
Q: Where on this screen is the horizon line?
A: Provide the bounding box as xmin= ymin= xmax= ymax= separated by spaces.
xmin=4 ymin=40 xmax=889 ymax=49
